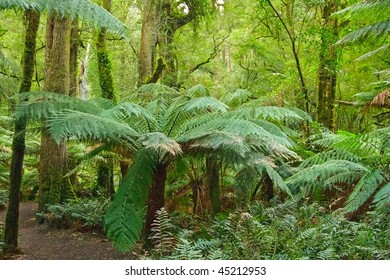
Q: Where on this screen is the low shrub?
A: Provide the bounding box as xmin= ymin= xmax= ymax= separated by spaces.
xmin=0 ymin=189 xmax=8 ymax=210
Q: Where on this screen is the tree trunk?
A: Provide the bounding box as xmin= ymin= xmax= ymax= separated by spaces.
xmin=206 ymin=157 xmax=220 ymax=216
xmin=69 ymin=18 xmax=79 ymax=98
xmin=4 ymin=9 xmax=40 ymax=252
xmin=95 ymin=0 xmax=115 ymax=198
xmin=138 ymin=0 xmax=159 ymax=85
xmin=144 ymin=163 xmax=167 ymax=246
xmin=260 ymin=173 xmax=274 ymax=202
xmin=38 ymin=14 xmax=71 ymax=215
xmin=317 ymin=1 xmax=339 ymax=131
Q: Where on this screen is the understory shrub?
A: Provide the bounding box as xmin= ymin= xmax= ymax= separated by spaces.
xmin=0 ymin=189 xmax=8 ymax=209
xmin=37 ymin=197 xmax=109 ymax=232
xmin=147 ymin=202 xmax=390 ymax=260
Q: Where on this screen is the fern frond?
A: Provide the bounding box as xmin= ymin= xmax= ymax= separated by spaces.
xmin=333 ymin=0 xmax=390 ymax=21
xmin=356 ymin=44 xmax=390 ymax=60
xmin=287 ymin=160 xmax=368 ymax=196
xmin=186 ymin=84 xmax=210 ymax=97
xmin=223 ymin=89 xmax=253 ymax=108
xmin=0 ymin=0 xmax=127 ymax=37
xmin=373 ymin=181 xmax=390 ymax=208
xmin=344 ymin=170 xmax=385 ymax=213
xmin=140 ymin=132 xmax=182 ymax=156
xmin=0 ymin=50 xmax=20 ymax=77
xmin=336 ymin=20 xmax=390 ymax=44
xmin=47 ymin=110 xmax=140 ymax=149
xmin=105 ymin=149 xmax=157 ymax=252
xmin=149 ymin=207 xmax=176 ymax=256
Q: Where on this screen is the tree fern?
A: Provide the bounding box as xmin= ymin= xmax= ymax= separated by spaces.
xmin=104 ymin=149 xmax=157 ymax=252
xmin=344 ymin=170 xmax=385 ymax=213
xmin=0 ymin=0 xmax=127 ymax=37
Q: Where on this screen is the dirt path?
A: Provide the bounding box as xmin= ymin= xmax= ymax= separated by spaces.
xmin=0 ymin=203 xmax=137 ymax=260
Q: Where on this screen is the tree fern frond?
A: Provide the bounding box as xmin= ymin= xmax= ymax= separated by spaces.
xmin=223 ymin=89 xmax=253 ymax=108
xmin=336 ymin=20 xmax=390 ymax=45
xmin=300 ymin=150 xmax=360 ymax=168
xmin=356 ymin=44 xmax=390 ymax=60
xmin=344 ymin=170 xmax=385 ymax=213
xmin=13 ymin=91 xmax=106 ymax=121
xmin=140 ymin=132 xmax=182 ymax=156
xmin=136 ymin=83 xmax=180 ymax=103
xmin=0 ymin=0 xmax=127 ymax=38
xmin=333 ymin=0 xmax=390 ymax=21
xmin=47 ymin=110 xmax=140 ymax=149
xmin=373 ymin=181 xmax=390 ymax=209
xmin=261 ymin=164 xmax=292 ymax=197
xmin=186 ymin=84 xmax=210 ymax=97
xmin=234 ymin=105 xmax=304 ymax=123
xmin=105 ymin=149 xmax=157 ymax=252
xmin=286 ymin=160 xmax=368 ymax=196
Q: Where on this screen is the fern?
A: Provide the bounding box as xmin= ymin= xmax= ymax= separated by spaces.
xmin=149 ymin=208 xmax=176 ymax=257
xmin=104 ymin=149 xmax=157 ymax=252
xmin=186 ymin=84 xmax=210 ymax=97
xmin=0 ymin=0 xmax=127 ymax=37
xmin=344 ymin=170 xmax=385 ymax=213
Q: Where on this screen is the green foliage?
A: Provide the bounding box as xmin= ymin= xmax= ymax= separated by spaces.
xmin=0 ymin=0 xmax=127 ymax=37
xmin=148 ymin=207 xmax=176 ymax=258
xmin=104 ymin=149 xmax=157 ymax=253
xmin=0 ymin=189 xmax=8 ymax=208
xmin=36 ymin=197 xmax=110 ymax=230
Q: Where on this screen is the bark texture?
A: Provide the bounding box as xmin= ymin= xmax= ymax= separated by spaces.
xmin=5 ymin=9 xmax=40 ymax=252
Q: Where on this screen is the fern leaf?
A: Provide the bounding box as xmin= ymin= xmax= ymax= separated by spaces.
xmin=344 ymin=170 xmax=384 ymax=213
xmin=373 ymin=181 xmax=390 ymax=208
xmin=105 ymin=149 xmax=157 ymax=252
xmin=186 ymin=84 xmax=210 ymax=97
xmin=337 ymin=21 xmax=390 ymax=45
xmin=140 ymin=132 xmax=182 ymax=156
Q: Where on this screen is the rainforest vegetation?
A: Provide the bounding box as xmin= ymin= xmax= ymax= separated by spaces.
xmin=0 ymin=0 xmax=389 ymax=259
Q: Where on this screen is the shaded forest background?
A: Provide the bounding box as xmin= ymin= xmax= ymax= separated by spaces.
xmin=0 ymin=0 xmax=389 ymax=259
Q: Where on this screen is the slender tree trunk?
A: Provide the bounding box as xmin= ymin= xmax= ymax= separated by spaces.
xmin=95 ymin=0 xmax=115 ymax=197
xmin=38 ymin=14 xmax=71 ymax=214
xmin=260 ymin=173 xmax=274 ymax=202
xmin=144 ymin=163 xmax=167 ymax=246
xmin=4 ymin=10 xmax=40 ymax=252
xmin=317 ymin=1 xmax=339 ymax=131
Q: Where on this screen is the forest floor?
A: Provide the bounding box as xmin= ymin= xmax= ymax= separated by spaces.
xmin=0 ymin=202 xmax=137 ymax=260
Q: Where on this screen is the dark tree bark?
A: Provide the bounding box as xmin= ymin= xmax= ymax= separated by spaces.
xmin=69 ymin=18 xmax=79 ymax=98
xmin=4 ymin=9 xmax=40 ymax=252
xmin=317 ymin=1 xmax=339 ymax=131
xmin=206 ymin=157 xmax=220 ymax=216
xmin=38 ymin=14 xmax=71 ymax=214
xmin=143 ymin=163 xmax=167 ymax=246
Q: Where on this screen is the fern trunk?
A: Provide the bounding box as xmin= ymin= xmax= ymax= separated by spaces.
xmin=317 ymin=1 xmax=339 ymax=131
xmin=206 ymin=157 xmax=220 ymax=216
xmin=96 ymin=159 xmax=115 ymax=197
xmin=38 ymin=14 xmax=71 ymax=215
xmin=144 ymin=163 xmax=167 ymax=246
xmin=4 ymin=9 xmax=40 ymax=252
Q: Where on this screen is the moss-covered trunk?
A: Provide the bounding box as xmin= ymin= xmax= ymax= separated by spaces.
xmin=317 ymin=1 xmax=339 ymax=131
xmin=95 ymin=0 xmax=115 ymax=198
xmin=4 ymin=9 xmax=40 ymax=252
xmin=144 ymin=163 xmax=167 ymax=246
xmin=38 ymin=14 xmax=71 ymax=214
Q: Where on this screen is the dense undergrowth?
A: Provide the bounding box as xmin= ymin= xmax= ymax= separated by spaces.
xmin=145 ymin=204 xmax=390 ymax=260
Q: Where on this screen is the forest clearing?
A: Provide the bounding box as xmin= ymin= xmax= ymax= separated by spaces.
xmin=0 ymin=0 xmax=389 ymax=260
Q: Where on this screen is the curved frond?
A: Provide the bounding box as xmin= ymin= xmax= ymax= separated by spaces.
xmin=223 ymin=89 xmax=253 ymax=108
xmin=105 ymin=149 xmax=157 ymax=252
xmin=140 ymin=132 xmax=182 ymax=156
xmin=47 ymin=110 xmax=140 ymax=149
xmin=336 ymin=21 xmax=390 ymax=45
xmin=344 ymin=170 xmax=385 ymax=213
xmin=373 ymin=181 xmax=390 ymax=209
xmin=0 ymin=0 xmax=127 ymax=37
xmin=286 ymin=160 xmax=369 ymax=196
xmin=186 ymin=84 xmax=210 ymax=97
xmin=334 ymin=0 xmax=390 ymax=21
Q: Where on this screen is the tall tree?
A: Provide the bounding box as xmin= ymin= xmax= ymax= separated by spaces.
xmin=38 ymin=13 xmax=71 ymax=214
xmin=317 ymin=1 xmax=340 ymax=131
xmin=4 ymin=9 xmax=40 ymax=252
xmin=95 ymin=0 xmax=115 ymax=197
